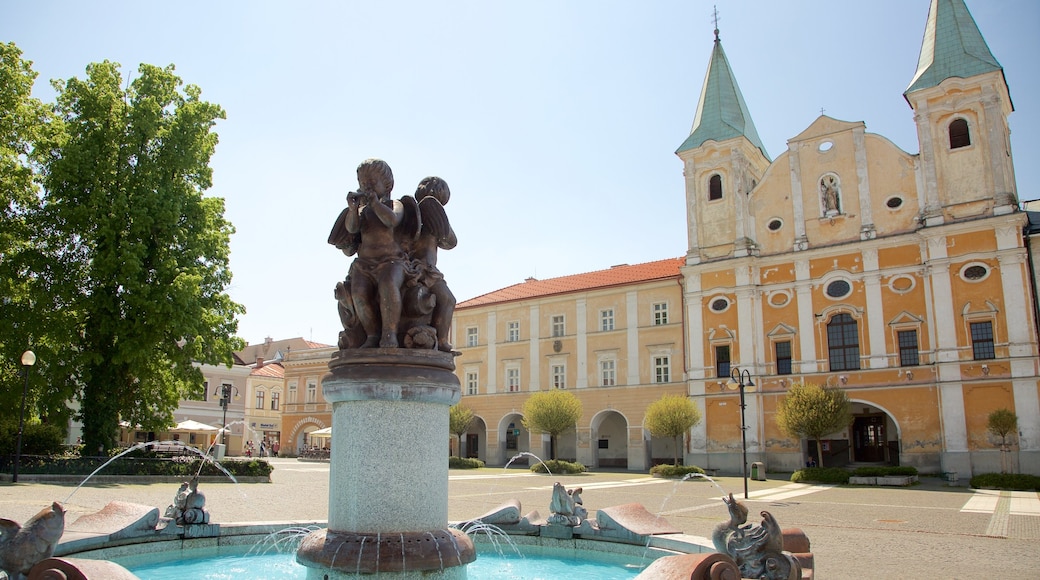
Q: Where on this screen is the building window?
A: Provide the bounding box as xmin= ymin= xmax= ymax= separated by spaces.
xmin=654 ymin=356 xmax=671 ymax=383
xmin=715 ymin=345 xmax=731 ymax=378
xmin=201 ymin=380 xmax=209 ymax=402
xmin=551 ymin=364 xmax=566 ymax=389
xmin=970 ymin=321 xmax=995 ymax=360
xmin=708 ymin=174 xmax=723 ymax=201
xmin=825 ymin=279 xmax=852 ymax=299
xmin=551 ymin=315 xmax=565 ymax=337
xmin=600 ymin=359 xmax=616 ymax=387
xmin=255 ymin=390 xmax=265 ymax=410
xmin=601 ymin=309 xmax=615 ymax=332
xmin=306 ymin=380 xmax=317 ymax=403
xmin=827 ymin=313 xmax=861 ymax=371
xmin=506 ymin=368 xmax=520 ymax=392
xmin=466 ymin=327 xmax=478 ymax=347
xmin=287 ymin=381 xmax=297 ymax=404
xmin=270 ymin=392 xmax=280 ymax=411
xmin=949 ymin=118 xmax=970 ymax=149
xmin=653 ymin=302 xmax=669 ymax=325
xmin=898 ymin=330 xmax=920 ymax=367
xmin=507 ymin=321 xmax=520 ymax=342
xmin=775 ymin=341 xmax=792 ymax=375
xmin=466 ymin=371 xmax=478 ymax=396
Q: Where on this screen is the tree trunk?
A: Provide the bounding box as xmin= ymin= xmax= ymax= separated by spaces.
xmin=815 ymin=438 xmax=824 ymax=467
xmin=673 ymin=435 xmax=680 ymax=466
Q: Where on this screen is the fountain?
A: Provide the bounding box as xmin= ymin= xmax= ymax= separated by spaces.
xmin=1 ymin=159 xmax=815 ymax=579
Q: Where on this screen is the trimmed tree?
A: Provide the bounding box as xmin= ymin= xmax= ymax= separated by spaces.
xmin=448 ymin=404 xmax=475 ymax=458
xmin=775 ymin=382 xmax=852 ymax=467
xmin=644 ymin=394 xmax=702 ymax=466
xmin=521 ymin=389 xmax=582 ymax=460
xmin=988 ymin=408 xmax=1018 ymax=474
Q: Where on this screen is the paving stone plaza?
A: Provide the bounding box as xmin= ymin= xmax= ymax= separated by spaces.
xmin=2 ymin=459 xmax=1037 ymax=578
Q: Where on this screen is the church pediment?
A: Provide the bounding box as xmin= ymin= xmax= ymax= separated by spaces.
xmin=789 ymin=115 xmax=865 ymax=143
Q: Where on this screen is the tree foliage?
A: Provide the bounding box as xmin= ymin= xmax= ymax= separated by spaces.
xmin=644 ymin=394 xmax=702 ymax=466
xmin=448 ymin=404 xmax=475 ymax=458
xmin=0 ymin=47 xmax=244 ymax=453
xmin=987 ymin=408 xmax=1018 ymax=446
xmin=775 ymin=382 xmax=852 ymax=467
xmin=521 ymin=389 xmax=582 ymax=460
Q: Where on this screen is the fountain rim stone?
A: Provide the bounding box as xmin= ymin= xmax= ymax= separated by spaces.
xmin=295 ymin=526 xmax=476 ymax=574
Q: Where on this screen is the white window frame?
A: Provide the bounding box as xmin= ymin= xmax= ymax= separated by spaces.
xmin=506 ymin=366 xmax=521 ymax=392
xmin=600 ymin=309 xmax=615 ymax=331
xmin=270 ymin=391 xmax=280 ymax=411
xmin=551 ymin=363 xmax=566 ymax=389
xmin=466 ymin=326 xmax=479 ymax=347
xmin=287 ymin=381 xmax=298 ymax=404
xmin=507 ymin=321 xmax=520 ymax=342
xmin=653 ymin=302 xmax=669 ymax=325
xmin=306 ymin=379 xmax=317 ymax=403
xmin=600 ymin=359 xmax=616 ymax=387
xmin=255 ymin=389 xmax=265 ymax=410
xmin=653 ymin=355 xmax=671 ymax=384
xmin=551 ymin=315 xmax=566 ymax=338
xmin=465 ymin=370 xmax=479 ymax=396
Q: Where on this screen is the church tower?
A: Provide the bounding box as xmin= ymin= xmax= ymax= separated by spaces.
xmin=904 ymin=0 xmax=1017 ymax=225
xmin=676 ymin=25 xmax=770 ymax=265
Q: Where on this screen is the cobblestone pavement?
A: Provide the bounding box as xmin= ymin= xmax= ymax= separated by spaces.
xmin=2 ymin=460 xmax=1038 ymax=579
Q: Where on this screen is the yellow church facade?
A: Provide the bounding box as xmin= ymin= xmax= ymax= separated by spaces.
xmin=452 ymin=0 xmax=1039 ymax=477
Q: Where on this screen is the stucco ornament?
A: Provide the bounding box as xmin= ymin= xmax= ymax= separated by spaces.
xmin=329 ymin=159 xmax=457 ymax=351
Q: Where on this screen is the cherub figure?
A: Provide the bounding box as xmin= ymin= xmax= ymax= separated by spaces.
xmin=330 ymin=159 xmax=408 ymax=348
xmin=405 ymin=176 xmax=457 ymax=351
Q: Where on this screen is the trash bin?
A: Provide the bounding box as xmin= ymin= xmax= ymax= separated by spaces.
xmin=213 ymin=443 xmax=226 ymax=461
xmin=751 ymin=461 xmax=766 ymax=481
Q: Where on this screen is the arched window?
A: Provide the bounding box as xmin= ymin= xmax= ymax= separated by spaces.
xmin=708 ymin=174 xmax=723 ymax=201
xmin=949 ymin=118 xmax=970 ymax=149
xmin=827 ymin=313 xmax=861 ymax=371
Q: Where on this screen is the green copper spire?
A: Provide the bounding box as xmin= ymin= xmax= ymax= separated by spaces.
xmin=677 ymin=31 xmax=768 ymax=159
xmin=905 ymin=0 xmax=1003 ymax=96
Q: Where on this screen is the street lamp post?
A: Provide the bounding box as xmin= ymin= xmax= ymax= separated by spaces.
xmin=14 ymin=350 xmax=37 ymax=483
xmin=214 ymin=383 xmax=238 ymax=446
xmin=730 ymin=366 xmax=755 ymax=499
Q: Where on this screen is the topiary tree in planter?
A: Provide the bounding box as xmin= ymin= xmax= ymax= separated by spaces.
xmin=987 ymin=408 xmax=1018 ymax=474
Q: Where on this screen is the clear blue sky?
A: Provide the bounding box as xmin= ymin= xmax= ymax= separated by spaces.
xmin=5 ymin=1 xmax=1038 ymax=347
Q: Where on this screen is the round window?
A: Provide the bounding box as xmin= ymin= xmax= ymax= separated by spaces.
xmin=825 ymin=280 xmax=851 ymax=298
xmin=963 ymin=265 xmax=988 ymax=281
xmin=818 ymin=140 xmax=833 ymax=153
xmin=886 ymin=196 xmax=904 ymax=209
xmin=768 ymin=292 xmax=790 ymax=307
xmin=767 ymin=218 xmax=783 ymax=231
xmin=710 ymin=298 xmax=729 ymax=312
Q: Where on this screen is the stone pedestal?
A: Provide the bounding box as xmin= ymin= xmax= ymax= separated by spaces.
xmin=296 ymin=349 xmax=475 ymax=578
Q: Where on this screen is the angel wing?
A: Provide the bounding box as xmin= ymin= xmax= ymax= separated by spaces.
xmin=418 ymin=196 xmax=456 ymax=249
xmin=328 ymin=207 xmax=361 ymax=256
xmin=398 ymin=195 xmax=422 ymax=244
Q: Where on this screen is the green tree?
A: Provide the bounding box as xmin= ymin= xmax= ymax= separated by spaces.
xmin=33 ymin=60 xmax=244 ymax=453
xmin=449 ymin=404 xmax=475 ymax=458
xmin=987 ymin=408 xmax=1018 ymax=446
xmin=644 ymin=394 xmax=702 ymax=466
xmin=775 ymin=382 xmax=852 ymax=467
xmin=521 ymin=389 xmax=582 ymax=460
xmin=0 ymin=43 xmax=79 ymax=431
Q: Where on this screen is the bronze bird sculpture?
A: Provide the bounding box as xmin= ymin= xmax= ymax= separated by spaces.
xmin=0 ymin=502 xmax=66 ymax=580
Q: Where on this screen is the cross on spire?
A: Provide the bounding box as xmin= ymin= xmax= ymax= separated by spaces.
xmin=713 ymin=5 xmax=720 ymax=42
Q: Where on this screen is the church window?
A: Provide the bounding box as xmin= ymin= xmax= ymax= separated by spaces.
xmin=970 ymin=321 xmax=995 ymax=360
xmin=775 ymin=341 xmax=792 ymax=375
xmin=710 ymin=297 xmax=729 ymax=313
xmin=826 ymin=279 xmax=852 ymax=299
xmin=949 ymin=118 xmax=970 ymax=149
xmin=898 ymin=330 xmax=920 ymax=367
xmin=827 ymin=313 xmax=861 ymax=371
xmin=885 ymin=196 xmax=904 ymax=209
xmin=708 ymin=174 xmax=723 ymax=201
xmin=961 ymin=264 xmax=989 ymax=282
xmin=715 ymin=344 xmax=731 ymax=379
xmin=767 ymin=218 xmax=783 ymax=231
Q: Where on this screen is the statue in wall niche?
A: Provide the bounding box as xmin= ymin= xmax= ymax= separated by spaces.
xmin=820 ymin=174 xmax=841 ymax=215
xmin=329 ymin=159 xmax=457 ymax=351
xmin=0 ymin=502 xmax=65 ymax=580
xmin=547 ymin=483 xmax=587 ymax=526
xmin=712 ymin=493 xmax=800 ymax=580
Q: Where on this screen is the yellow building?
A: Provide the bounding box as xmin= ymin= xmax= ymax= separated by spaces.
xmin=279 ymin=343 xmax=337 ymax=455
xmin=453 ymin=0 xmax=1039 ymax=477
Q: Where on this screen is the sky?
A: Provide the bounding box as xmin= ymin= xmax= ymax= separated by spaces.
xmin=4 ymin=1 xmax=1039 ymax=348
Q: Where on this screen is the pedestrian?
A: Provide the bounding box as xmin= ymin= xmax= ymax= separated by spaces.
xmin=259 ymin=440 xmax=266 ymax=458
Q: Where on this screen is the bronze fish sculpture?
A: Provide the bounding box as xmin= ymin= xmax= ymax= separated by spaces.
xmin=0 ymin=502 xmax=66 ymax=580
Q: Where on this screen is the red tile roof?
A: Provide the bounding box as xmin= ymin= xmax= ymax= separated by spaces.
xmin=250 ymin=362 xmax=285 ymax=378
xmin=458 ymin=257 xmax=684 ymax=309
